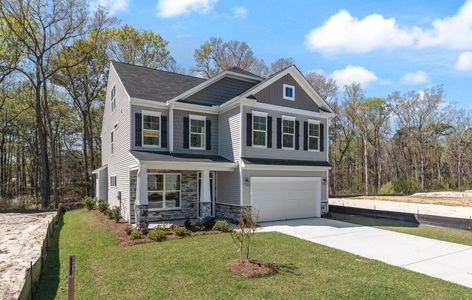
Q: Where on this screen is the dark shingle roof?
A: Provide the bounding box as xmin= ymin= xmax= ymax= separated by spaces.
xmin=130 ymin=150 xmax=233 ymax=163
xmin=226 ymin=67 xmax=263 ymax=78
xmin=111 ymin=61 xmax=205 ymax=102
xmin=242 ymin=157 xmax=331 ymax=167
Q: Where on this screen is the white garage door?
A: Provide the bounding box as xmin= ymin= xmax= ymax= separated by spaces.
xmin=251 ymin=177 xmax=321 ymax=222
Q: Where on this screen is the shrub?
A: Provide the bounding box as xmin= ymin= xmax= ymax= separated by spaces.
xmin=125 ymin=227 xmax=133 ymax=235
xmin=148 ymin=229 xmax=166 ymax=242
xmin=139 ymin=223 xmax=149 ymax=235
xmin=212 ymin=220 xmax=230 ymax=232
xmin=109 ymin=207 xmax=120 ymax=223
xmin=129 ymin=230 xmax=142 ymax=240
xmin=184 ymin=217 xmax=192 ymax=230
xmin=154 ymin=223 xmax=175 ymax=231
xmin=202 ymin=216 xmax=216 ymax=230
xmin=105 ymin=208 xmax=113 ymax=219
xmin=379 ymin=182 xmax=395 ymax=195
xmin=97 ymin=200 xmax=109 ymax=213
xmin=173 ymin=226 xmax=190 ymax=237
xmin=83 ymin=196 xmax=95 ymax=210
xmin=394 ymin=177 xmax=419 ymax=195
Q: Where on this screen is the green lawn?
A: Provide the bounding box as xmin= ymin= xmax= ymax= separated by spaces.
xmin=330 ymin=212 xmax=472 ymax=246
xmin=36 ymin=210 xmax=471 ymax=299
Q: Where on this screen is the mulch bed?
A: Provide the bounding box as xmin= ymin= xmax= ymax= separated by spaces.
xmin=226 ymin=259 xmax=277 ymax=277
xmin=92 ymin=210 xmax=224 ymax=246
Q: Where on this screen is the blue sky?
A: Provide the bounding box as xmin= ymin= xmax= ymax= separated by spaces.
xmin=95 ymin=0 xmax=472 ymax=109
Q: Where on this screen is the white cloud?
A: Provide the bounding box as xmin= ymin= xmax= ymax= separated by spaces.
xmin=455 ymin=52 xmax=472 ymax=71
xmin=90 ymin=0 xmax=129 ymax=15
xmin=305 ymin=1 xmax=472 ymax=54
xmin=328 ymin=65 xmax=378 ymax=88
xmin=417 ymin=0 xmax=472 ymax=49
xmin=401 ymin=71 xmax=430 ymax=84
xmin=233 ymin=6 xmax=247 ymax=18
xmin=305 ymin=10 xmax=419 ymax=54
xmin=156 ymin=0 xmax=218 ymax=18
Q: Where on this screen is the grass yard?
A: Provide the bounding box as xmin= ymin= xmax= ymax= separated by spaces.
xmin=36 ymin=209 xmax=471 ymax=299
xmin=330 ymin=212 xmax=472 ymax=246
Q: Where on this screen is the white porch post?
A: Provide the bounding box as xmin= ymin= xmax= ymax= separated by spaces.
xmin=169 ymin=104 xmax=174 ymax=153
xmin=199 ymin=169 xmax=211 ymax=218
xmin=135 ymin=166 xmax=148 ymax=227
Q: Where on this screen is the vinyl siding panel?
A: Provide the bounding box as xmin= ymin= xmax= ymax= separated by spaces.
xmin=184 ymin=77 xmax=256 ymax=106
xmin=242 ymin=169 xmax=329 ymax=206
xmin=217 ymin=169 xmax=241 ymax=205
xmin=218 ymin=106 xmax=240 ymax=161
xmin=254 ymin=74 xmax=320 ymax=112
xmin=130 ymin=105 xmax=169 ymax=152
xmin=101 ymin=65 xmax=135 ymax=222
xmin=173 ymin=109 xmax=218 ymax=155
xmin=241 ymin=106 xmax=328 ymax=161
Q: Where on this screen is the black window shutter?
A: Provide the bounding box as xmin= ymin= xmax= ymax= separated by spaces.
xmin=276 ymin=118 xmax=282 ymax=149
xmin=246 ymin=113 xmax=252 ymax=146
xmin=295 ymin=120 xmax=300 ymax=150
xmin=320 ymin=123 xmax=325 ymax=152
xmin=303 ymin=121 xmax=308 ymax=151
xmin=161 ymin=116 xmax=168 ymax=148
xmin=183 ymin=117 xmax=189 ymax=149
xmin=206 ymin=119 xmax=211 ymax=150
xmin=267 ymin=116 xmax=272 ymax=148
xmin=135 ymin=113 xmax=142 ymax=147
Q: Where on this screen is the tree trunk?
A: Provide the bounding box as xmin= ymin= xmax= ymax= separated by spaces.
xmin=363 ymin=133 xmax=369 ymax=195
xmin=35 ymin=82 xmax=50 ymax=209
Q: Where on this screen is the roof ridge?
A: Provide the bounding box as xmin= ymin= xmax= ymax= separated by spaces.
xmin=110 ymin=60 xmax=205 ymax=81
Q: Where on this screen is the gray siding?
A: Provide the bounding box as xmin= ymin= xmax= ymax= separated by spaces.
xmin=184 ymin=77 xmax=256 ymax=106
xmin=218 ymin=106 xmax=241 ymax=161
xmin=173 ymin=109 xmax=218 ymax=155
xmin=242 ymin=169 xmax=329 ymax=206
xmin=130 ymin=105 xmax=169 ymax=152
xmin=217 ymin=169 xmax=241 ymax=205
xmin=254 ymin=74 xmax=320 ymax=112
xmin=101 ymin=64 xmax=135 ymax=222
xmin=241 ymin=106 xmax=328 ymax=161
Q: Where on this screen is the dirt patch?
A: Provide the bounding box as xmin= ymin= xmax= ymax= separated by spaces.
xmin=0 ymin=211 xmax=56 ymax=300
xmin=350 ymin=195 xmax=472 ymax=207
xmin=226 ymin=259 xmax=277 ymax=277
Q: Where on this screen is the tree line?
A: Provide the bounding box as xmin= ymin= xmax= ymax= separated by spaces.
xmin=1 ymin=0 xmax=471 ymax=210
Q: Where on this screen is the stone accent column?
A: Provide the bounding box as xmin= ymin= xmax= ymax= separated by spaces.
xmin=321 ymin=202 xmax=329 ymax=216
xmin=199 ymin=202 xmax=212 ymax=219
xmin=135 ymin=166 xmax=149 ymax=227
xmin=135 ymin=204 xmax=149 ymax=228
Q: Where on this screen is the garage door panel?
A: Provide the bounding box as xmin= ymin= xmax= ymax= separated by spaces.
xmin=251 ymin=177 xmax=321 ymax=222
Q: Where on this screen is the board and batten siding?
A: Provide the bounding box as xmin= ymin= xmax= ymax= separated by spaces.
xmin=101 ymin=64 xmax=135 ymax=222
xmin=218 ymin=106 xmax=241 ymax=161
xmin=254 ymin=74 xmax=320 ymax=112
xmin=184 ymin=77 xmax=256 ymax=106
xmin=242 ymin=169 xmax=329 ymax=206
xmin=241 ymin=106 xmax=328 ymax=161
xmin=173 ymin=109 xmax=218 ymax=155
xmin=130 ymin=105 xmax=169 ymax=152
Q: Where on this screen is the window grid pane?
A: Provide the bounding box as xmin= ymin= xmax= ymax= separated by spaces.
xmin=147 ymin=174 xmax=181 ymax=209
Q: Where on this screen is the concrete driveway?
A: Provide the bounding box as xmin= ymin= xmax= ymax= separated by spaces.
xmin=259 ymin=218 xmax=472 ymax=288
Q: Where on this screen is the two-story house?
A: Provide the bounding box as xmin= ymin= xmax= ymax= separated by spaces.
xmin=92 ymin=61 xmax=335 ymax=227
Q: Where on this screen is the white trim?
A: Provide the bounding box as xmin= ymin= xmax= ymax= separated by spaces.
xmin=174 ymin=102 xmax=219 ymax=114
xmin=197 ymin=171 xmax=216 ymax=217
xmin=141 ymin=161 xmax=237 ymax=172
xmin=281 ymin=116 xmax=295 ymax=150
xmin=215 ymin=201 xmax=241 ymax=207
xmin=307 ymin=120 xmax=321 ymax=152
xmin=130 ymin=97 xmax=168 ymax=108
xmin=169 ymin=104 xmax=174 ymax=153
xmin=249 ymin=102 xmax=335 ymax=119
xmin=142 ymin=110 xmax=162 ymax=148
xmin=147 ymin=172 xmax=182 ymax=210
xmin=92 ymin=165 xmax=108 ymax=174
xmin=189 ymin=114 xmax=206 ymax=150
xmin=283 ymin=84 xmax=295 ymax=101
xmin=251 ymin=176 xmax=320 ymax=183
xmin=242 ymin=164 xmax=331 ymax=172
xmin=252 ymin=111 xmax=268 ymax=148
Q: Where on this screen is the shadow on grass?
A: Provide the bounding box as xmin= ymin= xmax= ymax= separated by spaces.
xmin=34 ymin=213 xmax=65 ymax=300
xmin=273 ymin=262 xmax=300 ymax=276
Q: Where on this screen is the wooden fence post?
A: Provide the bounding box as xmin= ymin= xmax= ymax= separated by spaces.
xmin=68 ymin=255 xmax=75 ymax=300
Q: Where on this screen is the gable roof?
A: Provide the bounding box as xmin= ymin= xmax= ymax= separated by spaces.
xmin=226 ymin=66 xmax=263 ymax=78
xmin=111 ymin=61 xmax=205 ymax=102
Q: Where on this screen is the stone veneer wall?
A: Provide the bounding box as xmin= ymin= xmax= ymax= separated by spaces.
xmin=130 ymin=170 xmax=199 ymax=224
xmin=215 ymin=203 xmax=250 ymax=222
xmin=321 ymin=201 xmax=329 ymax=216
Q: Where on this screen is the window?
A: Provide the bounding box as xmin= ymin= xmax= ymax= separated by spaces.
xmin=190 ymin=115 xmax=206 ymax=149
xmin=110 ymin=175 xmax=117 ymax=187
xmin=283 ymin=84 xmax=295 ymax=101
xmin=282 ymin=116 xmax=295 ymax=149
xmin=111 ymin=85 xmax=116 ymax=112
xmin=147 ymin=174 xmax=181 ymax=210
xmin=308 ymin=120 xmax=320 ymax=151
xmin=110 ymin=131 xmax=114 ymax=154
xmin=252 ymin=112 xmax=267 ymax=147
xmin=142 ymin=111 xmax=161 ymax=147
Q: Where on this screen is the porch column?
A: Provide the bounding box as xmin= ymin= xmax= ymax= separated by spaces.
xmin=199 ymin=169 xmax=212 ymax=218
xmin=135 ymin=166 xmax=149 ymax=228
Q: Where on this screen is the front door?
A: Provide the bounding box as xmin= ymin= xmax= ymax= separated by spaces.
xmin=197 ymin=171 xmax=216 ymax=217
